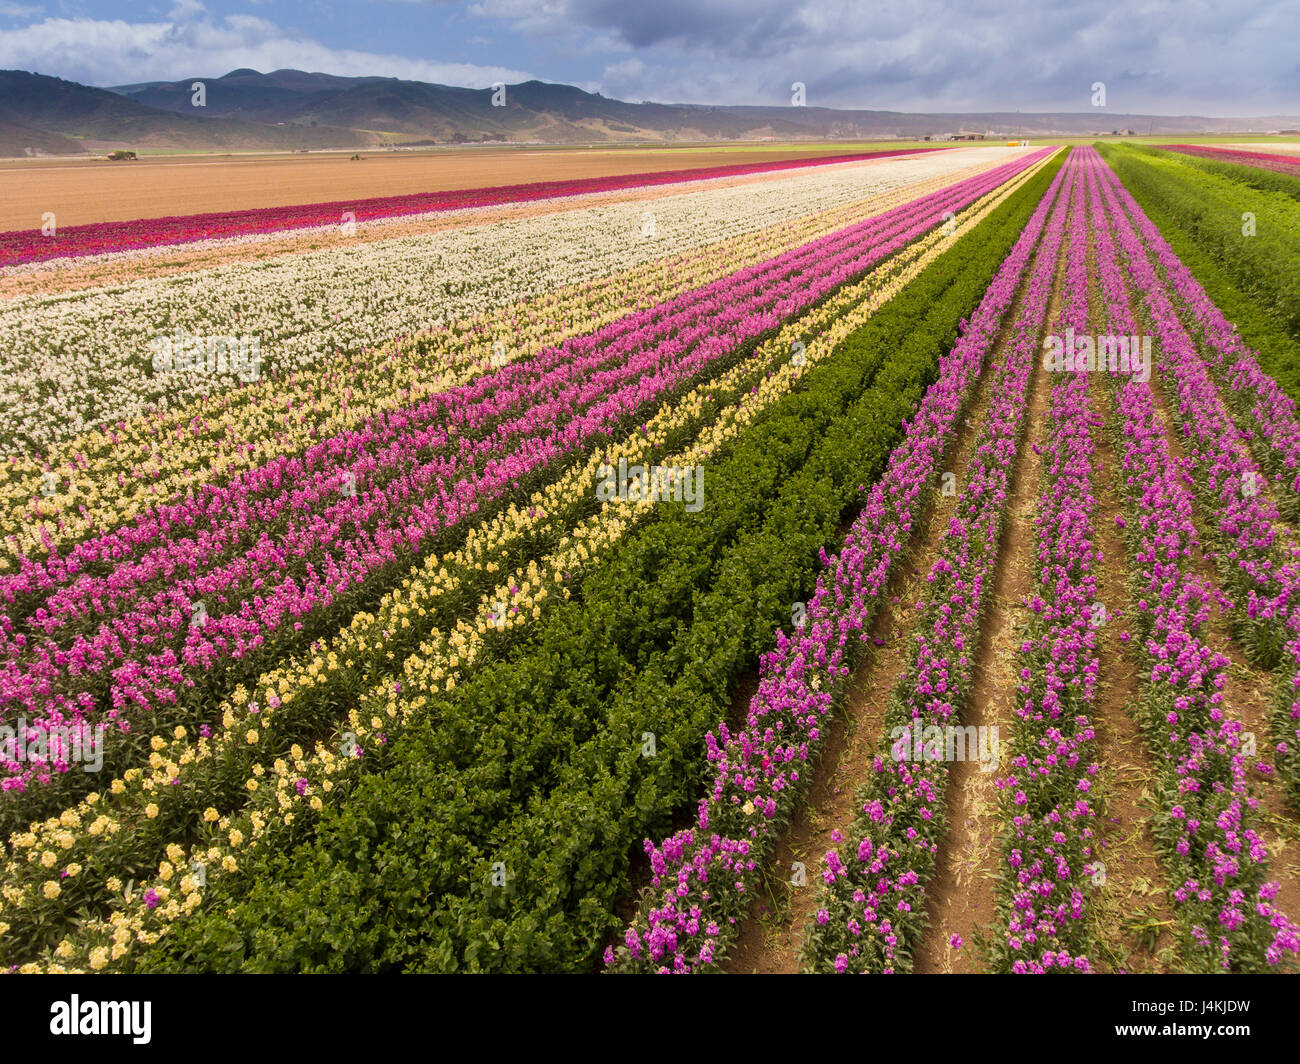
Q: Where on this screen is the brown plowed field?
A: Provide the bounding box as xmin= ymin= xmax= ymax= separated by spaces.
xmin=0 ymin=142 xmax=947 ymax=230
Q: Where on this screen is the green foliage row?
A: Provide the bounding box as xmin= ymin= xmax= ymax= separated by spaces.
xmin=135 ymin=152 xmax=1065 ymax=974
xmin=1151 ymin=145 xmax=1300 ymax=205
xmin=1098 ymin=143 xmax=1300 ymax=401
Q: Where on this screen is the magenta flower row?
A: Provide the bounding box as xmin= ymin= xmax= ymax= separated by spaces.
xmin=604 ymin=152 xmax=1074 ymax=975
xmin=0 ymin=153 xmax=1050 ymax=789
xmin=1162 ymin=144 xmax=1300 ymax=180
xmin=996 ymin=162 xmax=1100 ymax=973
xmin=0 ymin=148 xmax=943 ymax=268
xmin=806 ymin=157 xmax=1076 ymax=975
xmin=1084 ymin=147 xmax=1298 ymax=968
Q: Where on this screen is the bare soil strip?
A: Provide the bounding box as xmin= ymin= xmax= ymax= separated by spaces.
xmin=1 ymin=144 xmax=949 ymax=231
xmin=0 ymin=162 xmax=884 ymax=300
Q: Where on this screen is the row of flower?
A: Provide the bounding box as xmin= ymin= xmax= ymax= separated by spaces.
xmin=7 ymin=158 xmax=1023 ymax=604
xmin=1099 ymin=145 xmax=1300 ymax=403
xmin=4 ymin=162 xmax=977 ymax=562
xmin=797 ymin=152 xmax=1076 ymax=975
xmin=2 ymin=147 xmax=1028 ymax=451
xmin=0 ymin=154 xmax=1051 ymax=802
xmin=0 ymin=148 xmax=944 ymax=269
xmin=605 ymin=151 xmax=1069 ymax=973
xmin=0 ymin=152 xmax=1057 ymax=970
xmin=3 ymin=149 xmax=1062 ymax=974
xmin=1162 ymin=144 xmax=1300 ymax=180
xmin=1122 ymin=182 xmax=1300 ymax=522
xmin=1104 ymin=154 xmax=1293 ymax=665
xmin=1095 ymin=160 xmax=1300 ymax=807
xmin=1084 ymin=146 xmax=1298 ymax=969
xmin=989 ymin=163 xmax=1101 ymax=973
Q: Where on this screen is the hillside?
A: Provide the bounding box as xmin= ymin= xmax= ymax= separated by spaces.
xmin=2 ymin=67 xmax=1298 ymax=156
xmin=0 ymin=70 xmax=383 ymax=153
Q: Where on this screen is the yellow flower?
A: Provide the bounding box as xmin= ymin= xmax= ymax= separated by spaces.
xmin=222 ymin=855 xmax=238 ymax=873
xmin=40 ymin=851 xmax=56 ymax=868
xmin=88 ymin=947 xmax=109 ymax=970
xmin=43 ymin=881 xmax=61 ymax=900
xmin=228 ymin=829 xmax=244 ymax=847
xmin=310 ymin=796 xmax=323 ymax=812
xmin=145 ymin=803 xmax=159 ymax=819
xmin=203 ymin=807 xmax=220 ymax=822
xmin=245 ymin=729 xmax=259 ymax=744
xmin=106 ymin=877 xmax=122 ymax=894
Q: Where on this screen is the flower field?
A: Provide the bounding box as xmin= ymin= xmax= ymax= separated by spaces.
xmin=3 ymin=137 xmax=1300 ymax=977
xmin=0 ymin=147 xmax=940 ymax=268
xmin=1162 ymin=144 xmax=1300 ymax=181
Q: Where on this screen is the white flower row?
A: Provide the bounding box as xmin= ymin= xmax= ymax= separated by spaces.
xmin=0 ymin=147 xmax=1030 ymax=450
xmin=0 ymin=153 xmax=960 ymax=280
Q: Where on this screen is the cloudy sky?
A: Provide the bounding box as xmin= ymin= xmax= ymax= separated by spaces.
xmin=0 ymin=0 xmax=1296 ymax=116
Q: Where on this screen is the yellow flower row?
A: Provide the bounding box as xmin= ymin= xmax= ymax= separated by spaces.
xmin=3 ymin=214 xmax=929 ymax=917
xmin=5 ymin=152 xmax=1057 ymax=973
xmin=0 ymin=159 xmax=1008 ymax=565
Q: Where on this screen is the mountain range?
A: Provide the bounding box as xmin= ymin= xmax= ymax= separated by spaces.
xmin=1 ymin=67 xmax=1297 ymax=156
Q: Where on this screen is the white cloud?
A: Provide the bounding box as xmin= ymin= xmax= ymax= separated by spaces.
xmin=168 ymin=0 xmax=206 ymax=21
xmin=0 ymin=13 xmax=535 ymax=87
xmin=467 ymin=0 xmax=1300 ymax=114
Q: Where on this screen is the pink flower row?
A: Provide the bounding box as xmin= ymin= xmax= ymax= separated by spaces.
xmin=1101 ymin=149 xmax=1300 ymax=828
xmin=604 ymin=151 xmax=1074 ymax=974
xmin=1162 ymin=144 xmax=1300 ymax=180
xmin=996 ymin=164 xmax=1100 ymax=973
xmin=808 ymin=156 xmax=1074 ymax=975
xmin=0 ymin=153 xmax=1050 ymax=790
xmin=0 ymin=148 xmax=942 ymax=268
xmin=1085 ymin=147 xmax=1298 ymax=968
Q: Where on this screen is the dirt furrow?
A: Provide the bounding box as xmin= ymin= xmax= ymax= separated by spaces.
xmin=1085 ymin=370 xmax=1180 ymax=973
xmin=909 ymin=347 xmax=1049 ymax=971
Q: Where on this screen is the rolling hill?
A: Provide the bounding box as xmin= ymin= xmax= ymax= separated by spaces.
xmin=1 ymin=67 xmax=1298 ymax=156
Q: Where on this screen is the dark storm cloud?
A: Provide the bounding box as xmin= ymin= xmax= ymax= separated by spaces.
xmin=511 ymin=0 xmax=1300 ymax=114
xmin=1 ymin=0 xmax=1295 ymax=114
